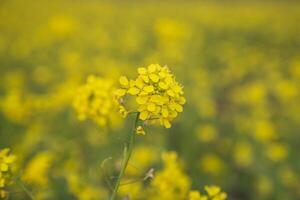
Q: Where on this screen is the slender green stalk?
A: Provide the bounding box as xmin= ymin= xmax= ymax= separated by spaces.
xmin=15 ymin=177 xmax=35 ymax=200
xmin=110 ymin=112 xmax=140 ymax=200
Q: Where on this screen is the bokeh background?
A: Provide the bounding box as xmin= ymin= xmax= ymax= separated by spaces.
xmin=1 ymin=0 xmax=300 ymax=199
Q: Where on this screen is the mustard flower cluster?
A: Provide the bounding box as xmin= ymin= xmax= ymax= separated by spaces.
xmin=73 ymin=75 xmax=116 ymax=126
xmin=189 ymin=186 xmax=227 ymax=200
xmin=149 ymin=151 xmax=190 ymax=199
xmin=116 ymin=64 xmax=186 ymax=128
xmin=0 ymin=148 xmax=16 ymax=199
xmin=118 ymin=151 xmax=227 ymax=200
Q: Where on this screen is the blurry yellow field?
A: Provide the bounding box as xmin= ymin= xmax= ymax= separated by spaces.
xmin=1 ymin=0 xmax=300 ymax=200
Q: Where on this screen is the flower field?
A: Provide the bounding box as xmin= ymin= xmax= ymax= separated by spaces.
xmin=1 ymin=0 xmax=300 ymax=199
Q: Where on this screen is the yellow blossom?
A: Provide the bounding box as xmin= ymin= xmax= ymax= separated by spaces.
xmin=189 ymin=191 xmax=207 ymax=200
xmin=148 ymin=151 xmax=190 ymax=200
xmin=266 ymin=143 xmax=288 ymax=162
xmin=0 ymin=148 xmax=16 ymax=199
xmin=200 ymin=154 xmax=224 ymax=175
xmin=116 ymin=64 xmax=186 ymax=128
xmin=136 ymin=126 xmax=146 ymax=136
xmin=23 ymin=151 xmax=53 ymax=187
xmin=205 ymin=185 xmax=227 ymax=200
xmin=73 ymin=75 xmax=117 ymax=126
xmin=189 ymin=186 xmax=227 ymax=200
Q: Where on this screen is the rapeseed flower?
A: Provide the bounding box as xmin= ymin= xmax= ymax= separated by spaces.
xmin=0 ymin=148 xmax=16 ymax=199
xmin=148 ymin=151 xmax=190 ymax=199
xmin=188 ymin=186 xmax=227 ymax=200
xmin=189 ymin=191 xmax=207 ymax=200
xmin=73 ymin=75 xmax=116 ymax=126
xmin=205 ymin=185 xmax=227 ymax=200
xmin=136 ymin=126 xmax=146 ymax=136
xmin=116 ymin=64 xmax=186 ymax=128
xmin=23 ymin=152 xmax=53 ymax=187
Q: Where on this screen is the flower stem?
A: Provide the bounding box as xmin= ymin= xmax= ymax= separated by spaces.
xmin=110 ymin=112 xmax=139 ymax=200
xmin=15 ymin=177 xmax=35 ymax=200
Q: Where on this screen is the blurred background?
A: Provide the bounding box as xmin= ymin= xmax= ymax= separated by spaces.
xmin=1 ymin=0 xmax=300 ymax=199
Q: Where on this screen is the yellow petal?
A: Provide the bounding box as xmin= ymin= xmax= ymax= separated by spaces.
xmin=205 ymin=186 xmax=221 ymax=197
xmin=148 ymin=64 xmax=157 ymax=73
xmin=167 ymin=89 xmax=175 ymax=97
xmin=135 ymin=78 xmax=145 ymax=89
xmin=179 ymin=96 xmax=186 ymax=104
xmin=4 ymin=155 xmax=16 ymax=164
xmin=141 ymin=75 xmax=149 ymax=83
xmin=163 ymin=119 xmax=171 ymax=128
xmin=138 ymin=67 xmax=147 ymax=75
xmin=149 ymin=74 xmax=159 ymax=83
xmin=127 ymin=87 xmax=140 ymax=95
xmin=168 ymin=102 xmax=177 ymax=111
xmin=174 ymin=103 xmax=183 ymax=112
xmin=115 ymin=89 xmax=127 ymax=96
xmin=162 ymin=106 xmax=169 ymax=117
xmin=144 ymin=85 xmax=154 ymax=93
xmin=139 ymin=91 xmax=148 ymax=96
xmin=147 ymin=103 xmax=156 ymax=112
xmin=138 ymin=105 xmax=147 ymax=112
xmin=165 ymin=77 xmax=173 ymax=85
xmin=159 ymin=82 xmax=168 ymax=90
xmin=119 ymin=106 xmax=128 ymax=118
xmin=139 ymin=111 xmax=149 ymax=120
xmin=172 ymin=85 xmax=182 ymax=93
xmin=119 ymin=76 xmax=129 ymax=86
xmin=154 ymin=106 xmax=161 ymax=114
xmin=150 ymin=95 xmax=161 ymax=103
xmin=136 ymin=96 xmax=148 ymax=104
xmin=151 ymin=95 xmax=167 ymax=106
xmin=169 ymin=110 xmax=178 ymax=118
xmin=136 ymin=126 xmax=146 ymax=136
xmin=159 ymin=71 xmax=167 ymax=78
xmin=129 ymin=80 xmax=136 ymax=87
xmin=0 ymin=164 xmax=8 ymax=172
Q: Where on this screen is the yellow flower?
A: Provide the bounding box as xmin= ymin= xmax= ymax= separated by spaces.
xmin=200 ymin=154 xmax=224 ymax=175
xmin=148 ymin=151 xmax=190 ymax=200
xmin=189 ymin=191 xmax=207 ymax=200
xmin=66 ymin=171 xmax=108 ymax=200
xmin=23 ymin=152 xmax=53 ymax=187
xmin=118 ymin=105 xmax=128 ymax=118
xmin=233 ymin=141 xmax=253 ymax=167
xmin=136 ymin=126 xmax=146 ymax=136
xmin=196 ymin=124 xmax=218 ymax=143
xmin=0 ymin=148 xmax=16 ymax=199
xmin=116 ymin=64 xmax=186 ymax=128
xmin=204 ymin=185 xmax=227 ymax=200
xmin=73 ymin=75 xmax=117 ymax=127
xmin=266 ymin=143 xmax=288 ymax=162
xmin=205 ymin=185 xmax=221 ymax=197
xmin=126 ymin=146 xmax=159 ymax=176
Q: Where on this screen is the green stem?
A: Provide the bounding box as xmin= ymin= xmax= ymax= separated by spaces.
xmin=15 ymin=178 xmax=35 ymax=200
xmin=110 ymin=112 xmax=140 ymax=200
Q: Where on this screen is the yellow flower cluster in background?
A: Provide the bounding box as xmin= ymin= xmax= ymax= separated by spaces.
xmin=116 ymin=64 xmax=186 ymax=128
xmin=149 ymin=152 xmax=190 ymax=199
xmin=0 ymin=149 xmax=16 ymax=199
xmin=189 ymin=185 xmax=227 ymax=200
xmin=73 ymin=75 xmax=117 ymax=127
xmin=119 ymin=151 xmax=227 ymax=200
xmin=22 ymin=151 xmax=53 ymax=188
